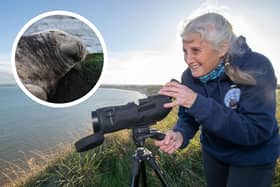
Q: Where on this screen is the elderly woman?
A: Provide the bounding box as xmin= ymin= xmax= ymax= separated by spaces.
xmin=155 ymin=13 xmax=280 ymax=187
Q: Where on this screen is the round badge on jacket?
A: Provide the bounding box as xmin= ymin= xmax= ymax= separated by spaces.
xmin=224 ymin=85 xmax=241 ymax=109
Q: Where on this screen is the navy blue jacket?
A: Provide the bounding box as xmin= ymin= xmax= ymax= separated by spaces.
xmin=173 ymin=48 xmax=280 ymax=166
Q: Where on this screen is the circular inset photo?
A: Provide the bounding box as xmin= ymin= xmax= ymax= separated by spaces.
xmin=11 ymin=11 xmax=107 ymax=108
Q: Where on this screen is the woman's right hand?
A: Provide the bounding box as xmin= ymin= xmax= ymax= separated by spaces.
xmin=154 ymin=130 xmax=183 ymax=154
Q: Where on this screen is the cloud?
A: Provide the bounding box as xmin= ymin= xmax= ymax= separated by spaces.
xmin=0 ymin=63 xmax=12 ymax=74
xmin=0 ymin=56 xmax=11 ymax=70
xmin=0 ymin=72 xmax=15 ymax=84
xmin=102 ymin=50 xmax=187 ymax=85
xmin=0 ymin=57 xmax=15 ymax=84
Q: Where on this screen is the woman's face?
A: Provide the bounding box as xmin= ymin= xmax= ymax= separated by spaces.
xmin=183 ymin=33 xmax=226 ymax=77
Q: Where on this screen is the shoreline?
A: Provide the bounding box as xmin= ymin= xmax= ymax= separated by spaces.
xmin=100 ymin=84 xmax=162 ymax=96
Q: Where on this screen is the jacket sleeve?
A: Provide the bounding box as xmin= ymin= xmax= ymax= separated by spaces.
xmin=187 ymin=56 xmax=278 ymax=146
xmin=173 ymin=70 xmax=200 ymax=149
xmin=173 ymin=106 xmax=200 ymax=148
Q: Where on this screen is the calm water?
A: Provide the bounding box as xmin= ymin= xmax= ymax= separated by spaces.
xmin=0 ymin=86 xmax=145 ymax=182
xmin=24 ymin=15 xmax=102 ymax=53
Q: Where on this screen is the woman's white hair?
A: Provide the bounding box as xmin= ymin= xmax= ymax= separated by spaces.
xmin=181 ymin=12 xmax=256 ymax=85
xmin=181 ymin=12 xmax=236 ymax=52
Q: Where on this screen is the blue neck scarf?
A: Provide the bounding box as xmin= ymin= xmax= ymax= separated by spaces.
xmin=199 ymin=61 xmax=225 ymax=83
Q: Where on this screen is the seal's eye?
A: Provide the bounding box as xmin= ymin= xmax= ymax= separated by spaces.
xmin=58 ymin=33 xmax=66 ymax=37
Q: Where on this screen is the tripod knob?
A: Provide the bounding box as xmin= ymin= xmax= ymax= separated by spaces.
xmin=154 ymin=133 xmax=165 ymax=140
xmin=150 ymin=130 xmax=165 ymax=140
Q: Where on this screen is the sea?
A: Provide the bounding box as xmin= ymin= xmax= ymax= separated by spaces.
xmin=0 ymin=86 xmax=145 ymax=184
xmin=24 ymin=14 xmax=103 ymax=53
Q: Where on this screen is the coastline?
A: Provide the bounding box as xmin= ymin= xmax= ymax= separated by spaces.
xmin=100 ymin=84 xmax=162 ymax=96
xmin=0 ymin=84 xmax=162 ymax=95
xmin=0 ymin=84 xmax=16 ymax=87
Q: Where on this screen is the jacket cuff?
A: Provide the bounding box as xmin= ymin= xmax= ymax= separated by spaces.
xmin=187 ymin=94 xmax=211 ymax=123
xmin=173 ymin=127 xmax=189 ymax=149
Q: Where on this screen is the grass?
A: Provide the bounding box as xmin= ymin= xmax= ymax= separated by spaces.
xmin=1 ymin=145 xmax=73 ymax=187
xmin=77 ymin=52 xmax=104 ymax=86
xmin=3 ymin=91 xmax=280 ymax=186
xmin=49 ymin=52 xmax=103 ymax=102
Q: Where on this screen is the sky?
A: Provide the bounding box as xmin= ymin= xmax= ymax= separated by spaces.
xmin=0 ymin=0 xmax=280 ymax=85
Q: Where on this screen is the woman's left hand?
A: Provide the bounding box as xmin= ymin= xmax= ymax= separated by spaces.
xmin=159 ymin=81 xmax=197 ymax=108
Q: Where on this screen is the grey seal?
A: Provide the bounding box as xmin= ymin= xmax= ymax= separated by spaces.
xmin=15 ymin=30 xmax=87 ymax=100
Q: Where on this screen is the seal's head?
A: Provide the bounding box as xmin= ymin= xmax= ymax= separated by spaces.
xmin=15 ymin=29 xmax=87 ymax=101
xmin=49 ymin=30 xmax=87 ymax=64
xmin=30 ymin=29 xmax=87 ymax=69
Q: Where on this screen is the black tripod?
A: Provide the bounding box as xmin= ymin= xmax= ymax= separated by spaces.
xmin=130 ymin=127 xmax=170 ymax=187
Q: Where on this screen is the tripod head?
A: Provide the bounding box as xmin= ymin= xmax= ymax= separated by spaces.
xmin=132 ymin=126 xmax=165 ymax=147
xmin=131 ymin=126 xmax=170 ymax=187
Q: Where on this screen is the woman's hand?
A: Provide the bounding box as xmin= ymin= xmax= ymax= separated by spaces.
xmin=159 ymin=81 xmax=197 ymax=108
xmin=154 ymin=130 xmax=183 ymax=154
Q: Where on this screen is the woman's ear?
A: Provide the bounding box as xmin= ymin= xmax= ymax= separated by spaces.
xmin=218 ymin=41 xmax=230 ymax=57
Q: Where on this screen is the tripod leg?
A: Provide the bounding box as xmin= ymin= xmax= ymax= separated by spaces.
xmin=140 ymin=162 xmax=147 ymax=187
xmin=131 ymin=157 xmax=140 ymax=187
xmin=147 ymin=156 xmax=170 ymax=187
